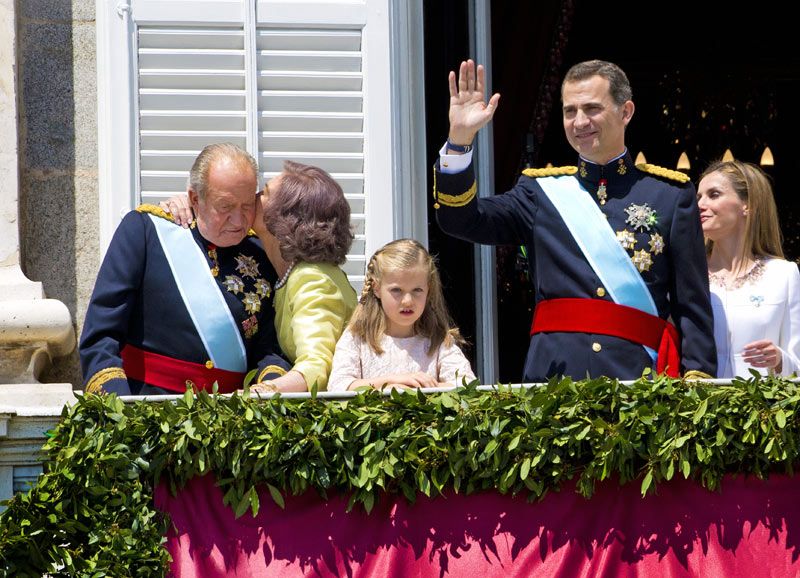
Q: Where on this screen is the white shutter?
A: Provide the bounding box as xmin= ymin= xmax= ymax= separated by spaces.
xmin=137 ymin=26 xmax=248 ymax=202
xmin=98 ymin=0 xmax=393 ymax=282
xmin=255 ymin=26 xmax=366 ymax=282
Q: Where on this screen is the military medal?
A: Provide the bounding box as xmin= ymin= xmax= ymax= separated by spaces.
xmin=242 ymin=291 xmax=262 ymax=314
xmin=254 ymin=278 xmax=272 ymax=299
xmin=624 ymin=203 xmax=657 ymax=232
xmin=597 ymin=178 xmax=608 ymax=205
xmin=616 ymin=229 xmax=637 ymax=250
xmin=631 ymin=249 xmax=653 ymax=272
xmin=242 ymin=315 xmax=259 ymax=338
xmin=207 ymin=244 xmax=219 ymax=277
xmin=648 ymin=233 xmax=665 ymax=255
xmin=235 ymin=254 xmax=261 ymax=279
xmin=223 ymin=275 xmax=245 ymax=295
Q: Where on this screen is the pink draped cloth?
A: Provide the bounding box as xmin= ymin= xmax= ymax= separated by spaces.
xmin=155 ymin=473 xmax=800 ymax=577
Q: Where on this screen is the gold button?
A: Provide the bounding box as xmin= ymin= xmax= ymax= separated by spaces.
xmin=205 ymin=360 xmax=214 ymax=369
xmin=592 ymin=342 xmax=602 ymax=352
xmin=596 ymin=287 xmax=606 ymax=297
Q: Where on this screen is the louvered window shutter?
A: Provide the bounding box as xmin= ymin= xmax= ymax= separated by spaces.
xmin=100 ymin=0 xmax=391 ymax=289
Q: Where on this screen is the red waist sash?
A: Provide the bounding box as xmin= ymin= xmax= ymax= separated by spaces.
xmin=530 ymin=298 xmax=681 ymax=377
xmin=121 ymin=345 xmax=245 ymax=393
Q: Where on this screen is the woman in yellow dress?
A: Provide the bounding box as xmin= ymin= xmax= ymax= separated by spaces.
xmin=250 ymin=161 xmax=357 ymax=392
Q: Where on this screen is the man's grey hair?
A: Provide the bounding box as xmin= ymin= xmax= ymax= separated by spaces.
xmin=188 ymin=143 xmax=259 ymax=199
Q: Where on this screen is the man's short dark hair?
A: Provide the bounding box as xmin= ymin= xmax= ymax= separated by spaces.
xmin=562 ymin=60 xmax=632 ymax=107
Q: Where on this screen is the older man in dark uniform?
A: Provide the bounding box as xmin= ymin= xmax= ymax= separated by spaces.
xmin=80 ymin=143 xmax=289 ymax=395
xmin=435 ymin=59 xmax=716 ymax=381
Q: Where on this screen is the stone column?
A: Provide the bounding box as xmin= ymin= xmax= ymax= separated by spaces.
xmin=0 ymin=0 xmax=75 ymax=384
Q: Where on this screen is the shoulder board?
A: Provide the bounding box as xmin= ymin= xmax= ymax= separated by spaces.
xmin=135 ymin=204 xmax=175 ymax=222
xmin=522 ymin=166 xmax=578 ymax=178
xmin=635 ymin=163 xmax=691 ymax=184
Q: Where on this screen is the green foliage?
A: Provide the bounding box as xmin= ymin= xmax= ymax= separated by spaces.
xmin=1 ymin=374 xmax=800 ymax=576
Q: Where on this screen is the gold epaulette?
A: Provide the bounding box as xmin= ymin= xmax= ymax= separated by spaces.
xmin=522 ymin=166 xmax=578 ymax=178
xmin=85 ymin=367 xmax=127 ymax=394
xmin=135 ymin=204 xmax=176 ymax=222
xmin=635 ymin=163 xmax=691 ymax=184
xmin=682 ymin=370 xmax=713 ymax=381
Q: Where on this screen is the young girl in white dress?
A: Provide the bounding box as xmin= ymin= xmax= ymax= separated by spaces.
xmin=328 ymin=239 xmax=476 ymax=391
xmin=697 ymin=160 xmax=800 ymax=378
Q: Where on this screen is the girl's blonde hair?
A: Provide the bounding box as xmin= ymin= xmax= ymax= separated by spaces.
xmin=348 ymin=239 xmax=464 ymax=355
xmin=700 ymin=160 xmax=784 ymax=272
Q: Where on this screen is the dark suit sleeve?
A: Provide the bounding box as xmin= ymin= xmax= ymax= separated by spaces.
xmin=433 ymin=161 xmax=537 ymax=246
xmin=79 ymin=212 xmax=147 ymax=394
xmin=668 ymin=184 xmax=717 ymax=376
xmin=251 ymin=309 xmax=291 ymax=382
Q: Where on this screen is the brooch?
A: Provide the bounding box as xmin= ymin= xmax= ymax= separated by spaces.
xmin=750 ymin=295 xmax=764 ymax=307
xmin=625 ymin=203 xmax=658 ymax=232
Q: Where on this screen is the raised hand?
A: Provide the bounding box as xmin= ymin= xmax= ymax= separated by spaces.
xmin=448 ymin=59 xmax=501 ymax=146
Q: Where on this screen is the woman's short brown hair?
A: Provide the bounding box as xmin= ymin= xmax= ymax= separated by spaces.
xmin=262 ymin=161 xmax=354 ymax=265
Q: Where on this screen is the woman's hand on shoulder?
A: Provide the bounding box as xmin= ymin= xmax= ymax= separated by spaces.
xmin=159 ymin=194 xmax=193 ymax=227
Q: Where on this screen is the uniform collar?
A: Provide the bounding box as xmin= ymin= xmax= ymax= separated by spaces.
xmin=576 ymin=149 xmax=636 ymax=186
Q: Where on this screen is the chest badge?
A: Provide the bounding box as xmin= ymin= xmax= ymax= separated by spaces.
xmin=648 ymin=232 xmax=665 ymax=255
xmin=235 ymin=254 xmax=261 ymax=279
xmin=616 ymin=229 xmax=637 ymax=250
xmin=625 ymin=203 xmax=658 ymax=232
xmin=631 ymin=249 xmax=653 ymax=272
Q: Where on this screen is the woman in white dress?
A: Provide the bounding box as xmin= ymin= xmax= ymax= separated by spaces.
xmin=697 ymin=160 xmax=800 ymax=378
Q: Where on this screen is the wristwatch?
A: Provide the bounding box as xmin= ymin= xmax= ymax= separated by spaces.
xmin=446 ymin=140 xmax=473 ymax=154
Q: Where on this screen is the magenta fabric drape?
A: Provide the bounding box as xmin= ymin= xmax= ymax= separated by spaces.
xmin=155 ymin=473 xmax=800 ymax=577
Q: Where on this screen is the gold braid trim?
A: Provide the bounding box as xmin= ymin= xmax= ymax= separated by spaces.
xmin=85 ymin=367 xmax=127 ymax=394
xmin=258 ymin=364 xmax=288 ymax=382
xmin=522 ymin=166 xmax=578 ymax=177
xmin=635 ymin=163 xmax=691 ymax=184
xmin=136 ymin=204 xmax=176 ymax=222
xmin=683 ymin=370 xmax=713 ymax=380
xmin=435 ymin=181 xmax=477 ymax=208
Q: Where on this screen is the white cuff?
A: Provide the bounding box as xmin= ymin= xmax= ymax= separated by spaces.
xmin=438 ymin=141 xmax=473 ymax=174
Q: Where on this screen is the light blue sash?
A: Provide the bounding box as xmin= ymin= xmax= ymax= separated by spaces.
xmin=150 ymin=215 xmax=247 ymax=372
xmin=537 ymin=175 xmax=658 ymax=361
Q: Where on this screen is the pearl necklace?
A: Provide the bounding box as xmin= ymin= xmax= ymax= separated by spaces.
xmin=274 ymin=261 xmax=296 ymax=290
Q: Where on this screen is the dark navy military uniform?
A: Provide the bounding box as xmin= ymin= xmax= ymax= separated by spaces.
xmin=80 ymin=206 xmax=290 ymax=395
xmin=435 ymin=151 xmax=717 ymax=382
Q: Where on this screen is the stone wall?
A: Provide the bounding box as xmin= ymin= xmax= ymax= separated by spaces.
xmin=17 ymin=0 xmax=99 ymax=387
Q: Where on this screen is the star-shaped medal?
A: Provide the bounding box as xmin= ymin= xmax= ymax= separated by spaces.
xmin=254 ymin=278 xmax=272 ymax=299
xmin=222 ymin=275 xmax=245 ymax=295
xmin=649 ymin=233 xmax=665 ymax=255
xmin=242 ymin=291 xmax=262 ymax=314
xmin=624 ymin=203 xmax=657 ymax=232
xmin=235 ymin=254 xmax=261 ymax=279
xmin=631 ymin=249 xmax=653 ymax=272
xmin=616 ymin=229 xmax=637 ymax=250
